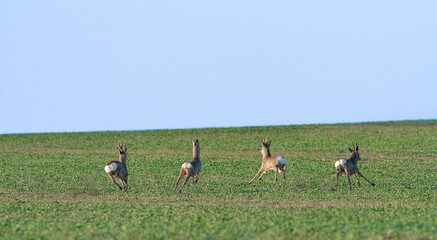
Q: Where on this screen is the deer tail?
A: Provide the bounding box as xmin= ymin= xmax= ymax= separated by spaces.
xmin=181 ymin=162 xmax=194 ymax=175
xmin=105 ymin=162 xmax=118 ymax=173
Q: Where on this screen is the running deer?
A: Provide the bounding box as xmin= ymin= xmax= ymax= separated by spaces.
xmin=248 ymin=139 xmax=288 ymax=184
xmin=174 ymin=139 xmax=201 ymax=193
xmin=334 ymin=143 xmax=375 ymax=190
xmin=104 ymin=143 xmax=129 ymax=197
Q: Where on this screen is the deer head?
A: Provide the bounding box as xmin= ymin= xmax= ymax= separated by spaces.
xmin=261 ymin=138 xmax=272 ymax=157
xmin=118 ymin=143 xmax=127 ymax=155
xmin=261 ymin=138 xmax=272 ymax=147
xmin=192 ymin=139 xmax=200 ymax=158
xmin=348 ymin=142 xmax=360 ymax=161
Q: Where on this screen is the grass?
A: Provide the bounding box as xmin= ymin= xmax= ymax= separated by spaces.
xmin=0 ymin=120 xmax=436 ymax=239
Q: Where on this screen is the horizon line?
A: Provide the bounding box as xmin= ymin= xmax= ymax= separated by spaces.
xmin=1 ymin=119 xmax=436 ymax=135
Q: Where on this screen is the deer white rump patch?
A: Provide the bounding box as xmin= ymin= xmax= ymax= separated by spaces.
xmin=277 ymin=156 xmax=287 ymax=165
xmin=182 ymin=162 xmax=194 ymax=169
xmin=105 ymin=162 xmax=118 ymax=173
xmin=335 ymin=159 xmax=347 ymax=168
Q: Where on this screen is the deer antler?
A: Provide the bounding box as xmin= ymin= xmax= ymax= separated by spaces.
xmin=119 ymin=143 xmax=125 ymax=151
xmin=262 ymin=138 xmax=272 ymax=145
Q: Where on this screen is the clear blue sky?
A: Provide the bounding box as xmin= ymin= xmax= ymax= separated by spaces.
xmin=1 ymin=1 xmax=436 ymax=134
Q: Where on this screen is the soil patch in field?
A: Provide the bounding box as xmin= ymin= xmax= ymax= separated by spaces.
xmin=1 ymin=190 xmax=431 ymax=209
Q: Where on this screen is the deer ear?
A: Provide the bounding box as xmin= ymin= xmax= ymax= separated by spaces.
xmin=348 ymin=147 xmax=353 ymax=152
xmin=356 ymin=146 xmax=359 ymax=151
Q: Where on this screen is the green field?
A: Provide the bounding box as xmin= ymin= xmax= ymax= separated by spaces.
xmin=0 ymin=120 xmax=436 ymax=239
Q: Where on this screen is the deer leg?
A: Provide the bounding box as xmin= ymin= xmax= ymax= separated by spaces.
xmin=174 ymin=169 xmax=185 ymax=193
xmin=258 ymin=171 xmax=267 ymax=181
xmin=336 ymin=171 xmax=341 ymax=187
xmin=248 ymin=167 xmax=263 ymax=184
xmin=119 ymin=179 xmax=128 ymax=197
xmin=283 ymin=165 xmax=286 ymax=180
xmin=357 ymin=171 xmax=375 ymax=186
xmin=123 ymin=179 xmax=129 ymax=189
xmin=354 ymin=174 xmax=361 ymax=187
xmin=122 ymin=180 xmax=129 ymax=197
xmin=345 ymin=169 xmax=352 ymax=191
xmin=118 ymin=178 xmax=125 ymax=188
xmin=178 ymin=175 xmax=191 ymax=193
xmin=195 ymin=174 xmax=199 ymax=183
xmin=274 ymin=170 xmax=278 ymax=182
xmin=120 ymin=178 xmax=126 ymax=189
xmin=109 ymin=174 xmax=122 ymax=190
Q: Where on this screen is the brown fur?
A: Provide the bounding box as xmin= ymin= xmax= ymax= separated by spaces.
xmin=105 ymin=143 xmax=129 ymax=197
xmin=174 ymin=139 xmax=201 ymax=193
xmin=248 ymin=139 xmax=287 ymax=184
xmin=335 ymin=143 xmax=375 ymax=190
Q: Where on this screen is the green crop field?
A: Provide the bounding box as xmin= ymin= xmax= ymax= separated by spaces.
xmin=0 ymin=120 xmax=436 ymax=239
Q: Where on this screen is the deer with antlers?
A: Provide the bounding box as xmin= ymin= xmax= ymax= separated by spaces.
xmin=174 ymin=139 xmax=202 ymax=193
xmin=248 ymin=139 xmax=288 ymax=184
xmin=335 ymin=143 xmax=375 ymax=190
xmin=104 ymin=143 xmax=129 ymax=197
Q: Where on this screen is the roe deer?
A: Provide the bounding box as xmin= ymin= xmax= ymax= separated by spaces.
xmin=248 ymin=139 xmax=287 ymax=184
xmin=174 ymin=139 xmax=201 ymax=193
xmin=104 ymin=143 xmax=129 ymax=197
xmin=335 ymin=143 xmax=375 ymax=190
